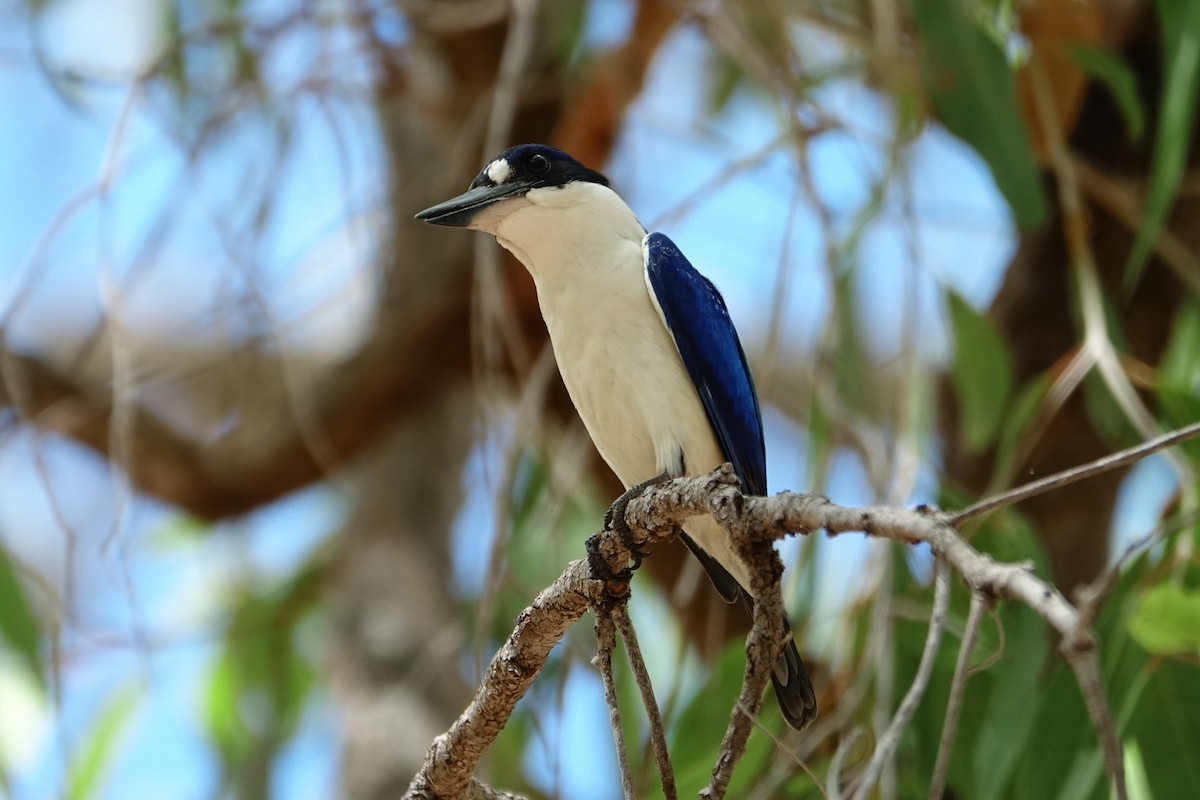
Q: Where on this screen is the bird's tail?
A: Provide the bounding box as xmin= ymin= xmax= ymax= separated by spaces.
xmin=735 ymin=591 xmax=817 ymax=729
xmin=685 ymin=531 xmax=818 ymax=730
xmin=771 ymin=628 xmax=817 ymax=730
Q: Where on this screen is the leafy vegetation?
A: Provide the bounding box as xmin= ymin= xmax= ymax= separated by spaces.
xmin=0 ymin=0 xmax=1197 ymax=797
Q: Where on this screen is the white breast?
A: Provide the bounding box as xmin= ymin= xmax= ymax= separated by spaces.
xmin=493 ymin=184 xmax=718 ymax=480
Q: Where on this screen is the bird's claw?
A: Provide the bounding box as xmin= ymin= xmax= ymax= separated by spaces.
xmin=586 ymin=533 xmax=636 ymax=588
xmin=588 ymin=473 xmax=671 ymax=585
xmin=604 ymin=472 xmax=671 ymax=560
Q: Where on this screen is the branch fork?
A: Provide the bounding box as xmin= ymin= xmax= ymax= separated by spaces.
xmin=403 ymin=418 xmax=1200 ymax=800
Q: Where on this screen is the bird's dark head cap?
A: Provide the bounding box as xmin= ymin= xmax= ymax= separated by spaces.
xmin=468 ymin=144 xmax=610 ymax=191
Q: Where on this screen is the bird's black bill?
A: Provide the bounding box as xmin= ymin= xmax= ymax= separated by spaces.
xmin=415 ymin=181 xmax=530 ymax=227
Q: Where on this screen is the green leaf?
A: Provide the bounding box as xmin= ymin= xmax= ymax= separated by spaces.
xmin=806 ymin=390 xmax=833 ymax=492
xmin=912 ymin=0 xmax=1047 ymax=228
xmin=69 ymin=686 xmax=138 ymax=800
xmin=1157 ymin=299 xmax=1200 ymax=462
xmin=1069 ymin=44 xmax=1145 ymax=142
xmin=547 ymin=0 xmax=588 ymax=68
xmin=202 ymin=558 xmax=324 ymax=789
xmin=1129 ymin=583 xmax=1200 ymax=654
xmin=1125 ymin=740 xmax=1154 ymax=800
xmin=707 ymin=51 xmax=746 ymax=115
xmin=0 ymin=548 xmax=42 ymax=686
xmin=1139 ymin=661 xmax=1200 ymax=798
xmin=992 ymin=374 xmax=1051 ymax=482
xmin=204 ymin=650 xmax=246 ymax=760
xmin=1082 ymin=368 xmax=1140 ymax=447
xmin=832 ymin=266 xmax=870 ymax=419
xmin=1055 ymin=748 xmax=1104 ymax=800
xmin=1125 ymin=0 xmax=1200 ymax=290
xmin=948 ymin=292 xmax=1015 ymax=452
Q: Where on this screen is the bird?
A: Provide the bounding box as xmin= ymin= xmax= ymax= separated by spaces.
xmin=416 ymin=144 xmax=816 ymax=729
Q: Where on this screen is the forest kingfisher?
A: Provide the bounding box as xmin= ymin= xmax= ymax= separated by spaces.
xmin=416 ymin=144 xmax=816 ymax=729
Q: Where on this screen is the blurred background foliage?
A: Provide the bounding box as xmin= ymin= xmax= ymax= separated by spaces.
xmin=0 ymin=0 xmax=1198 ymax=798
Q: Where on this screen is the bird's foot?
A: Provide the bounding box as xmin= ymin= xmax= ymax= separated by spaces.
xmin=586 ymin=533 xmax=635 ymax=588
xmin=604 ymin=472 xmax=672 ymax=559
xmin=588 ymin=473 xmax=672 ymax=587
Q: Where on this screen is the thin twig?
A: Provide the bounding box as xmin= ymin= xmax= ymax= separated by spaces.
xmin=950 ymin=421 xmax=1200 ymax=524
xmin=461 ymin=778 xmax=528 ymax=800
xmin=471 ymin=0 xmax=538 ymax=376
xmin=704 ymin=532 xmax=788 ymax=799
xmin=595 ymin=605 xmax=636 ymax=800
xmin=868 ymin=547 xmax=895 ymax=799
xmin=1072 ymin=154 xmax=1200 ymax=295
xmin=1061 ymin=641 xmax=1125 ymax=800
xmin=612 ymin=604 xmax=677 ymax=800
xmin=403 ymin=560 xmax=594 ymax=800
xmin=851 ymin=559 xmax=950 ymax=800
xmin=1075 ymin=509 xmax=1198 ymax=633
xmin=928 ymin=591 xmax=987 ymax=800
xmin=969 ymin=607 xmax=1005 ymax=678
xmin=828 ymin=728 xmax=865 ymax=800
xmin=743 ymin=714 xmax=827 ymax=800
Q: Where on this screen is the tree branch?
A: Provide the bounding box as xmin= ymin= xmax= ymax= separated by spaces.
xmin=403 ymin=560 xmax=594 ymax=800
xmin=928 ymin=590 xmax=987 ymax=800
xmin=951 ymin=420 xmax=1200 ymax=524
xmin=595 ymin=604 xmax=636 ymax=799
xmin=402 ymin=413 xmax=1200 ymax=799
xmin=705 ymin=512 xmax=789 ymax=798
xmin=611 ymin=603 xmax=677 ymax=800
xmin=616 ymin=464 xmax=1132 ymax=798
xmin=852 ymin=558 xmax=950 ymax=800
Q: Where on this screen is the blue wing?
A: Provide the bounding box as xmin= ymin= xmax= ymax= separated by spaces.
xmin=643 ymin=232 xmax=767 ymax=497
xmin=644 ymin=235 xmax=818 ymax=730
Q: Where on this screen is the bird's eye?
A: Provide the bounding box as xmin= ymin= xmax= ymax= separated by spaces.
xmin=527 ymin=154 xmax=551 ymax=175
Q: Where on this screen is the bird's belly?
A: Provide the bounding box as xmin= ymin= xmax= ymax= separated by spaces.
xmin=545 ymin=303 xmax=722 ymax=488
xmin=555 ymin=333 xmax=752 ymax=590
xmin=538 ymin=276 xmax=753 ymax=592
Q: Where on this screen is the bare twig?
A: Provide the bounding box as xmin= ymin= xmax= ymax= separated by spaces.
xmin=595 ymin=606 xmax=636 ymax=800
xmin=951 ymin=420 xmax=1200 ymax=524
xmin=403 ymin=560 xmax=594 ymax=799
xmin=928 ymin=591 xmax=987 ymax=800
xmin=743 ymin=715 xmax=827 ymax=800
xmin=828 ymin=728 xmax=865 ymax=800
xmin=868 ymin=547 xmax=895 ymax=799
xmin=612 ymin=604 xmax=677 ymax=800
xmin=1061 ymin=640 xmax=1124 ymax=798
xmin=471 ymin=0 xmax=538 ymax=379
xmin=851 ymin=559 xmax=950 ymax=800
xmin=620 ymin=464 xmax=1131 ymax=798
xmin=1076 ymin=509 xmax=1198 ymax=634
xmin=408 ymin=409 xmax=1200 ymax=799
xmin=704 ymin=522 xmax=789 ymax=799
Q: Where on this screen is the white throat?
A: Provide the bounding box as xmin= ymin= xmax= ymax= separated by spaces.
xmin=488 ymin=182 xmax=646 ymax=287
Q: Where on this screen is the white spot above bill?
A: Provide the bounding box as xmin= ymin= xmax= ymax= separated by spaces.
xmin=486 ymin=159 xmax=513 ymax=185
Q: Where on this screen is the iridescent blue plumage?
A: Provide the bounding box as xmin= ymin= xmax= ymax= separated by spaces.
xmin=644 ymin=232 xmax=766 ymax=497
xmin=644 ymin=232 xmax=814 ymax=729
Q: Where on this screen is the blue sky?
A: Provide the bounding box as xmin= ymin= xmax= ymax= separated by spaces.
xmin=0 ymin=1 xmax=1180 ymax=798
